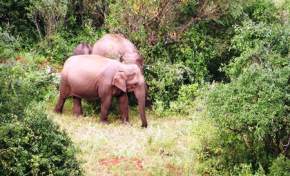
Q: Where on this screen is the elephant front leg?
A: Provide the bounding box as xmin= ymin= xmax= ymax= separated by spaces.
xmin=118 ymin=93 xmax=129 ymax=123
xmin=73 ymin=96 xmax=83 ymax=116
xmin=100 ymin=96 xmax=112 ymax=124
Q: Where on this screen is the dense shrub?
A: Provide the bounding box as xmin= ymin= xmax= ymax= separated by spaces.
xmin=0 ymin=28 xmax=21 ymax=60
xmin=145 ymin=61 xmax=195 ymax=111
xmin=0 ymin=63 xmax=53 ymax=121
xmin=0 ymin=0 xmax=36 ymax=42
xmin=205 ymin=65 xmax=289 ymax=173
xmin=35 ymin=33 xmax=71 ymax=64
xmin=0 ymin=63 xmax=82 ymax=175
xmin=34 ymin=25 xmax=106 ymax=64
xmin=166 ymin=28 xmax=219 ymax=82
xmin=199 ymin=14 xmax=290 ymax=174
xmin=0 ymin=105 xmax=82 ymax=176
xmin=1 ymin=0 xmax=289 ymax=174
xmin=169 ymin=83 xmax=198 ymax=115
xmin=26 ymin=0 xmax=68 ymax=39
xmin=227 ymin=21 xmax=290 ymax=78
xmin=269 ymin=155 xmax=290 ymax=176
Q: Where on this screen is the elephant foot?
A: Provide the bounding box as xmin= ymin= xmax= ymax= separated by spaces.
xmin=141 ymin=123 xmax=148 ymax=128
xmin=54 ymin=107 xmax=62 ymax=114
xmin=122 ymin=121 xmax=131 ymax=126
xmin=100 ymin=120 xmax=109 ymax=125
xmin=74 ymin=112 xmax=83 ymax=117
xmin=73 ymin=108 xmax=83 ymax=117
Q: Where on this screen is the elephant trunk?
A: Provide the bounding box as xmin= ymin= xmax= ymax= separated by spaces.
xmin=134 ymin=83 xmax=147 ymax=128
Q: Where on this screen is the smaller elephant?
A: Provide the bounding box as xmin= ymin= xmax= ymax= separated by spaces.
xmin=54 ymin=55 xmax=148 ymax=128
xmin=73 ymin=43 xmax=92 ymax=55
xmin=92 ymin=34 xmax=144 ymax=70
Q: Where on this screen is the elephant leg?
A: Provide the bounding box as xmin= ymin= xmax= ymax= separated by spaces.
xmin=54 ymin=79 xmax=69 ymax=113
xmin=118 ymin=93 xmax=129 ymax=123
xmin=54 ymin=96 xmax=66 ymax=113
xmin=73 ymin=96 xmax=83 ymax=116
xmin=100 ymin=95 xmax=112 ymax=123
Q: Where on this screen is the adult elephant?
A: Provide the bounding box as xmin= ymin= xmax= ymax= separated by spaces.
xmin=92 ymin=34 xmax=144 ymax=71
xmin=73 ymin=43 xmax=92 ymax=55
xmin=54 ymin=55 xmax=147 ymax=128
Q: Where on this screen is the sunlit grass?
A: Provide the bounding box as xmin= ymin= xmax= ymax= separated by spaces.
xmin=48 ymin=107 xmax=198 ymax=176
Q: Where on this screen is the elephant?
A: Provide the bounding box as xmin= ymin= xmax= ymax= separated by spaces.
xmin=92 ymin=33 xmax=152 ymax=107
xmin=92 ymin=34 xmax=144 ymax=71
xmin=73 ymin=43 xmax=92 ymax=55
xmin=54 ymin=55 xmax=148 ymax=128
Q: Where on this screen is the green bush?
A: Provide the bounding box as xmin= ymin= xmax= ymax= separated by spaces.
xmin=0 ymin=28 xmax=21 ymax=60
xmin=198 ymin=17 xmax=290 ymax=174
xmin=27 ymin=0 xmax=68 ymax=38
xmin=35 ymin=33 xmax=71 ymax=64
xmin=0 ymin=104 xmax=82 ymax=176
xmin=0 ymin=0 xmax=37 ymax=42
xmin=0 ymin=63 xmax=53 ymax=122
xmin=166 ymin=28 xmax=218 ymax=82
xmin=143 ymin=27 xmax=219 ymax=112
xmin=269 ymin=155 xmax=290 ymax=176
xmin=0 ymin=63 xmax=82 ymax=175
xmin=169 ymin=84 xmax=198 ymax=115
xmin=145 ymin=61 xmax=195 ymax=112
xmin=207 ymin=65 xmax=289 ymax=172
xmin=244 ymin=0 xmax=281 ymax=24
xmin=228 ymin=21 xmax=290 ymax=78
xmin=34 ymin=26 xmax=106 ymax=64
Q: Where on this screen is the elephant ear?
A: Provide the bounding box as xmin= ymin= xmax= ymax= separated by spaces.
xmin=113 ymin=71 xmax=127 ymax=92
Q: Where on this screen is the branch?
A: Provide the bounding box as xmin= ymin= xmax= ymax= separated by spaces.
xmin=283 ymin=136 xmax=290 ymax=153
xmin=176 ymin=16 xmax=202 ymax=36
xmin=144 ymin=0 xmax=172 ymax=28
xmin=33 ymin=14 xmax=43 ymax=40
xmin=174 ymin=0 xmax=221 ymax=40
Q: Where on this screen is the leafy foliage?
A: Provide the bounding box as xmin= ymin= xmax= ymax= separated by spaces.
xmin=146 ymin=61 xmax=194 ymax=111
xmin=0 ymin=63 xmax=82 ymax=175
xmin=0 ymin=105 xmax=82 ymax=176
xmin=1 ymin=0 xmax=290 ymax=174
xmin=202 ymin=8 xmax=290 ymax=174
xmin=0 ymin=28 xmax=21 ymax=60
xmin=27 ymin=0 xmax=69 ymax=38
xmin=269 ymin=155 xmax=290 ymax=176
xmin=169 ymin=83 xmax=198 ymax=115
xmin=0 ymin=63 xmax=53 ymax=121
xmin=0 ymin=0 xmax=36 ymax=41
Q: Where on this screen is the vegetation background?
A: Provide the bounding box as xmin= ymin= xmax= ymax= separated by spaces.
xmin=0 ymin=0 xmax=289 ymax=175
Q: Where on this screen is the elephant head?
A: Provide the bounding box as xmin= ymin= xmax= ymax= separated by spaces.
xmin=112 ymin=64 xmax=147 ymax=128
xmin=73 ymin=43 xmax=92 ymax=55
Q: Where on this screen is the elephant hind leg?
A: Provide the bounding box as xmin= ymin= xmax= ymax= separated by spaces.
xmin=73 ymin=96 xmax=83 ymax=116
xmin=54 ymin=97 xmax=66 ymax=113
xmin=54 ymin=78 xmax=70 ymax=114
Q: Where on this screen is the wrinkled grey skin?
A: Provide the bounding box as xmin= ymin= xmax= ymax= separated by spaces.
xmin=54 ymin=55 xmax=147 ymax=128
xmin=73 ymin=43 xmax=92 ymax=55
xmin=92 ymin=34 xmax=144 ymax=70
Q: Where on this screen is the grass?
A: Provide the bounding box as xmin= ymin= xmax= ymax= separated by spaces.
xmin=48 ymin=105 xmax=199 ymax=176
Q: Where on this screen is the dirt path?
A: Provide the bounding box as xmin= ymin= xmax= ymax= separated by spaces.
xmin=49 ymin=112 xmax=196 ymax=176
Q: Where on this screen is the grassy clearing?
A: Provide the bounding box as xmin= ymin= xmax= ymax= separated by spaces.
xmin=48 ymin=107 xmax=198 ymax=176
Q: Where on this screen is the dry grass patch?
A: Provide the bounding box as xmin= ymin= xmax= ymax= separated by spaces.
xmin=48 ymin=111 xmax=196 ymax=176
